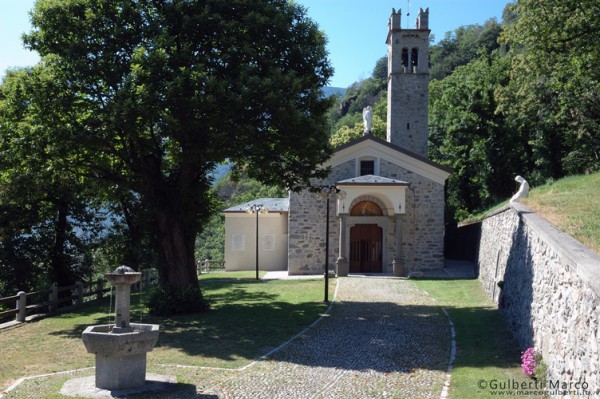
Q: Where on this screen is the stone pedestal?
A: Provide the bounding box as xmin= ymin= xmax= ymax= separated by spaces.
xmin=96 ymin=352 xmax=146 ymax=389
xmin=83 ymin=323 xmax=159 ymax=390
xmin=393 ymin=259 xmax=404 ymax=277
xmin=336 ymin=257 xmax=349 ymax=277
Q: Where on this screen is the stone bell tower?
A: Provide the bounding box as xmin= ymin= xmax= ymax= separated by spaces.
xmin=386 ymin=7 xmax=430 ymax=157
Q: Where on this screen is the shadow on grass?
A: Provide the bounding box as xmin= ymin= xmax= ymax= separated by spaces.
xmin=44 ymin=280 xmax=521 ymax=376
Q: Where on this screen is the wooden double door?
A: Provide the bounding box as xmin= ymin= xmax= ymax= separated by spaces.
xmin=349 ymin=224 xmax=383 ymax=273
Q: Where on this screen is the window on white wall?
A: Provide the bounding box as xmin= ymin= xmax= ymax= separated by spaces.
xmin=262 ymin=234 xmax=276 ymax=251
xmin=231 ymin=234 xmax=245 ymax=251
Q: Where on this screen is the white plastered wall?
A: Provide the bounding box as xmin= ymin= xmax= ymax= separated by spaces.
xmin=224 ymin=212 xmax=288 ymax=271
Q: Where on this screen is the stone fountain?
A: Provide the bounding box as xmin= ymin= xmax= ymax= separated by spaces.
xmin=82 ymin=266 xmax=159 ymax=390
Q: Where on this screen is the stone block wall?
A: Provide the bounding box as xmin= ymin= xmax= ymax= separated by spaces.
xmin=287 ymin=160 xmax=353 ymax=275
xmin=287 ymin=157 xmax=445 ymax=274
xmin=380 ymin=159 xmax=445 ymax=270
xmin=288 ymin=188 xmax=337 ymax=275
xmin=478 ymin=203 xmax=600 ymax=398
xmin=386 ymin=73 xmax=429 ymax=157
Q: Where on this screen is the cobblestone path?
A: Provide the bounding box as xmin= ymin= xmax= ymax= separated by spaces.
xmin=196 ymin=277 xmax=451 ymax=399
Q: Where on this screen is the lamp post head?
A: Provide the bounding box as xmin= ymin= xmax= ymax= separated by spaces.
xmin=246 ymin=203 xmax=268 ymax=214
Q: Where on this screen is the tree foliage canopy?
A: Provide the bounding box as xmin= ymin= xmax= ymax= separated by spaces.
xmin=0 ymin=65 xmax=101 ymax=293
xmin=429 ymin=0 xmax=600 ymax=219
xmin=429 ymin=18 xmax=503 ymax=81
xmin=499 ymin=0 xmax=600 ymax=176
xmin=2 ymin=0 xmax=334 ymax=314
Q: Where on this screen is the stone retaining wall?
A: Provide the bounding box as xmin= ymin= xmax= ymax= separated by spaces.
xmin=477 ymin=202 xmax=600 ymax=398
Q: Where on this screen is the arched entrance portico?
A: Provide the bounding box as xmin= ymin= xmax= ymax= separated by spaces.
xmin=334 ymin=175 xmax=409 ymax=276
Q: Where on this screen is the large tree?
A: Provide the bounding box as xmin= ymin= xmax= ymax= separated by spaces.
xmin=0 ymin=66 xmax=100 ymax=291
xmin=429 ymin=52 xmax=529 ymax=220
xmin=23 ymin=0 xmax=333 ymax=312
xmin=500 ymin=0 xmax=600 ymax=176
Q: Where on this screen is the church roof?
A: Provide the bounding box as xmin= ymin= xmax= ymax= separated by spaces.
xmin=334 ymin=134 xmax=453 ymax=174
xmin=337 ymin=175 xmax=410 ymax=186
xmin=328 ymin=134 xmax=452 ymax=185
xmin=223 ymin=198 xmax=289 ymax=213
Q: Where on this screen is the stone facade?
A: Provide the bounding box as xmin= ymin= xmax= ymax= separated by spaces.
xmin=288 ymin=151 xmax=446 ymax=275
xmin=287 ymin=160 xmax=353 ymax=275
xmin=287 ymin=188 xmax=332 ymax=275
xmin=386 ymin=73 xmax=429 ymax=157
xmin=380 ymin=159 xmax=445 ymax=270
xmin=478 ymin=203 xmax=600 ymax=398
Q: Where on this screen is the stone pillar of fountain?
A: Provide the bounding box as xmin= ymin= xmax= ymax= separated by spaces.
xmin=107 ymin=265 xmax=139 ymax=333
xmin=82 ymin=265 xmax=159 ymax=391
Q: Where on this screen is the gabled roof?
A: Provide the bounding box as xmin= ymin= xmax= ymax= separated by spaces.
xmin=335 ymin=134 xmax=452 ymax=173
xmin=328 ymin=134 xmax=452 ymax=185
xmin=223 ymin=198 xmax=289 ymax=213
xmin=337 ymin=174 xmax=410 ymax=186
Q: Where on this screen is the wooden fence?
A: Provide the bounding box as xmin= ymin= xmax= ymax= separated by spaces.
xmin=197 ymin=259 xmax=225 ymax=274
xmin=0 ymin=269 xmax=157 ymax=325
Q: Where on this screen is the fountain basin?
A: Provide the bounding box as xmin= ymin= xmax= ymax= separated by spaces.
xmin=105 ymin=272 xmax=141 ymax=286
xmin=82 ymin=323 xmax=159 ymax=390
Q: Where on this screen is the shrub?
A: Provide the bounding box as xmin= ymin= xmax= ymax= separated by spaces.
xmin=147 ymin=284 xmax=211 ymax=316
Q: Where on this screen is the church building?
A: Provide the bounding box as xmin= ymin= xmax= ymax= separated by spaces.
xmin=224 ymin=7 xmax=451 ymax=276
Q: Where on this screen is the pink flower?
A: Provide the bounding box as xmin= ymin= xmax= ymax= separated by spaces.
xmin=521 ymin=347 xmax=537 ymax=376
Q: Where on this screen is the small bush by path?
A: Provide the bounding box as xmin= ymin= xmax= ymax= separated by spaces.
xmin=412 ymin=279 xmax=546 ymax=399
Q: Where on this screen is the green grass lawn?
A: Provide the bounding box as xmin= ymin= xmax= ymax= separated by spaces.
xmin=522 ymin=172 xmax=600 ymax=254
xmin=0 ymin=273 xmax=333 ymax=391
xmin=463 ymin=172 xmax=600 ymax=256
xmin=412 ymin=279 xmax=545 ymax=399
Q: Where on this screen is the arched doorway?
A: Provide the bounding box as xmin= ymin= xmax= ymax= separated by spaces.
xmin=349 ymin=201 xmax=384 ymax=273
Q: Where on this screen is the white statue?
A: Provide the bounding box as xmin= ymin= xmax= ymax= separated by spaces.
xmin=362 ymin=106 xmax=373 ymax=134
xmin=510 ymin=175 xmax=530 ymax=203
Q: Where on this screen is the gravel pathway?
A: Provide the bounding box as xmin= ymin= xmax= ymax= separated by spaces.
xmin=197 ymin=277 xmax=451 ymax=399
xmin=1 ymin=277 xmax=451 ymax=399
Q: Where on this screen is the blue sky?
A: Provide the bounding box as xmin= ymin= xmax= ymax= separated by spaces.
xmin=1 ymin=0 xmax=512 ymax=88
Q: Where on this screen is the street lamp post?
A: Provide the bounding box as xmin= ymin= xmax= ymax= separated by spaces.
xmin=320 ymin=185 xmax=341 ymax=303
xmin=246 ymin=204 xmax=268 ymax=280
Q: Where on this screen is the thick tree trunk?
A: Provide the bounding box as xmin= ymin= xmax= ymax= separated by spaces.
xmin=138 ymin=157 xmax=208 ymax=313
xmin=155 ymin=207 xmax=203 ymax=299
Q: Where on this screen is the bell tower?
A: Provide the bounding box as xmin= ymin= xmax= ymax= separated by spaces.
xmin=386 ymin=7 xmax=430 ymax=157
